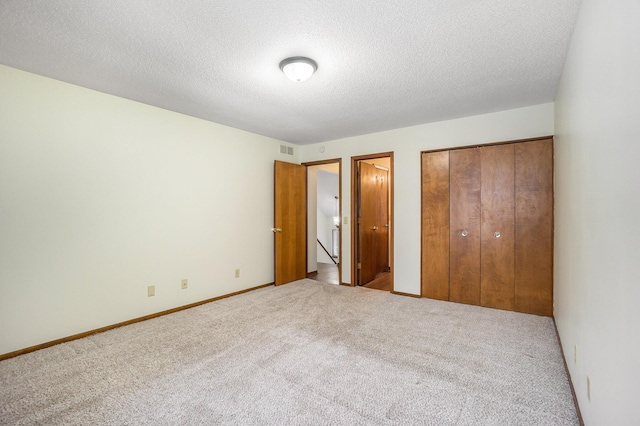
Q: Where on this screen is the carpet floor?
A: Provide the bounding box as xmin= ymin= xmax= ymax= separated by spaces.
xmin=0 ymin=279 xmax=579 ymax=425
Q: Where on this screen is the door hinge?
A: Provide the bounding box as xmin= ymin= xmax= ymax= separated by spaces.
xmin=357 ymin=263 xmax=361 ymax=269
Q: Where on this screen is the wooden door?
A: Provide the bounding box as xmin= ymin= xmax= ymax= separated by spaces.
xmin=358 ymin=162 xmax=384 ymax=285
xmin=449 ymin=148 xmax=481 ymax=305
xmin=375 ymin=168 xmax=389 ymax=274
xmin=480 ymin=144 xmax=515 ymax=310
xmin=274 ymin=160 xmax=307 ymax=286
xmin=420 ymin=151 xmax=450 ymax=300
xmin=515 ymin=139 xmax=553 ymax=315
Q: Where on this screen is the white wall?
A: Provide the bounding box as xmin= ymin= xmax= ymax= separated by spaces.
xmin=300 ymin=103 xmax=554 ymax=289
xmin=316 ymin=170 xmax=339 ymax=264
xmin=0 ymin=65 xmax=296 ymax=355
xmin=554 ymin=1 xmax=640 ymax=424
xmin=307 ymin=167 xmax=318 ymax=273
xmin=316 ymin=209 xmax=334 ymax=265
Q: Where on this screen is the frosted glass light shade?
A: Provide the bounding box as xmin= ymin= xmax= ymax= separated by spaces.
xmin=280 ymin=57 xmax=318 ymax=82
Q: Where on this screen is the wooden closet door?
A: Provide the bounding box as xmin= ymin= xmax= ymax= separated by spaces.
xmin=480 ymin=144 xmax=515 ymax=310
xmin=449 ymin=148 xmax=481 ymax=305
xmin=421 ymin=151 xmax=450 ymax=300
xmin=515 ymin=139 xmax=553 ymax=316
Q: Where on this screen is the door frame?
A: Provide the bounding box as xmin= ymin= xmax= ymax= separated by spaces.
xmin=302 ymin=158 xmax=343 ymax=285
xmin=350 ymin=152 xmax=394 ymax=289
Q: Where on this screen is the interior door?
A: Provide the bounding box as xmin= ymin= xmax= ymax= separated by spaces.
xmin=515 ymin=139 xmax=553 ymax=315
xmin=449 ymin=148 xmax=481 ymax=305
xmin=375 ymin=168 xmax=389 ymax=274
xmin=480 ymin=144 xmax=515 ymax=310
xmin=357 ymin=162 xmax=389 ymax=285
xmin=358 ymin=162 xmax=378 ymax=285
xmin=420 ymin=151 xmax=450 ymax=300
xmin=274 ymin=160 xmax=307 ymax=286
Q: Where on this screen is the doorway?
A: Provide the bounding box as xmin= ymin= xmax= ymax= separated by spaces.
xmin=304 ymin=159 xmax=342 ymax=285
xmin=351 ymin=153 xmax=393 ymax=291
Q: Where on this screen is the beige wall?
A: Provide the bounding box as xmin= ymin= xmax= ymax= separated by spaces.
xmin=0 ymin=65 xmax=297 ymax=355
xmin=554 ymin=0 xmax=640 ymax=424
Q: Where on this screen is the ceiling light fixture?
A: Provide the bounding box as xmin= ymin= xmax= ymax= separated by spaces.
xmin=279 ymin=57 xmax=318 ymax=82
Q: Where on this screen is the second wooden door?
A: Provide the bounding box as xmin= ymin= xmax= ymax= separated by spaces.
xmin=358 ymin=161 xmax=389 ymax=285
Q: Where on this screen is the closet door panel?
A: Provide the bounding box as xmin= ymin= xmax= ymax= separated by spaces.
xmin=481 ymin=144 xmax=515 ymax=310
xmin=421 ymin=151 xmax=450 ymax=300
xmin=449 ymin=148 xmax=481 ymax=305
xmin=515 ymin=139 xmax=553 ymax=316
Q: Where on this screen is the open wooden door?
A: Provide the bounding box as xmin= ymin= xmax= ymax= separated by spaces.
xmin=274 ymin=160 xmax=307 ymax=286
xmin=357 ymin=162 xmax=389 ymax=285
xmin=376 ymin=168 xmax=389 ymax=275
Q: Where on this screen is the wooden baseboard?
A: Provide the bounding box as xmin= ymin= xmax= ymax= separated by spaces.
xmin=391 ymin=290 xmax=421 ymax=298
xmin=339 ymin=282 xmax=352 ymax=287
xmin=552 ymin=318 xmax=584 ymax=426
xmin=0 ymin=282 xmax=274 ymax=361
xmin=306 ymin=271 xmax=318 ymax=277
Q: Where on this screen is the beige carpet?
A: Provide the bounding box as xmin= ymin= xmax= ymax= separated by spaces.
xmin=0 ymin=279 xmax=578 ymax=425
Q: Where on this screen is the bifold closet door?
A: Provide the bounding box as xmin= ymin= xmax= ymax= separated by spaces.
xmin=421 ymin=139 xmax=553 ymax=316
xmin=480 ymin=144 xmax=515 ymax=311
xmin=449 ymin=148 xmax=481 ymax=305
xmin=515 ymin=139 xmax=553 ymax=316
xmin=421 ymin=151 xmax=450 ymax=300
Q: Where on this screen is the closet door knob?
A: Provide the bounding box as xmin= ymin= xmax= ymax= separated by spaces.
xmin=461 ymin=230 xmax=469 ymax=237
xmin=494 ymin=231 xmax=501 ymax=238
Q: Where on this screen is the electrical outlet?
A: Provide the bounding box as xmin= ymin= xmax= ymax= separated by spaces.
xmin=587 ymin=375 xmax=591 ymax=401
xmin=235 ymin=269 xmax=240 ymax=278
xmin=181 ymin=278 xmax=188 ymax=290
xmin=148 ymin=285 xmax=155 ymax=297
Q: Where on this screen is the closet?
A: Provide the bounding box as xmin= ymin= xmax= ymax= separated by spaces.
xmin=421 ymin=137 xmax=553 ymax=316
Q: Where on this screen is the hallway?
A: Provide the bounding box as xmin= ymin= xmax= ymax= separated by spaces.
xmin=308 ymin=262 xmax=391 ymax=292
xmin=308 ymin=262 xmax=339 ymax=285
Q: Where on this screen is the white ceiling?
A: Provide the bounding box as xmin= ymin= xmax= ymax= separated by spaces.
xmin=0 ymin=0 xmax=581 ymax=145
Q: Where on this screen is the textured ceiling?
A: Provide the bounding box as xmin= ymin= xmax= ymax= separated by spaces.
xmin=0 ymin=1 xmax=581 ymax=145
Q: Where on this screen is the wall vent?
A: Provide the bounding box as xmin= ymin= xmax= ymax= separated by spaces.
xmin=280 ymin=145 xmax=294 ymax=156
